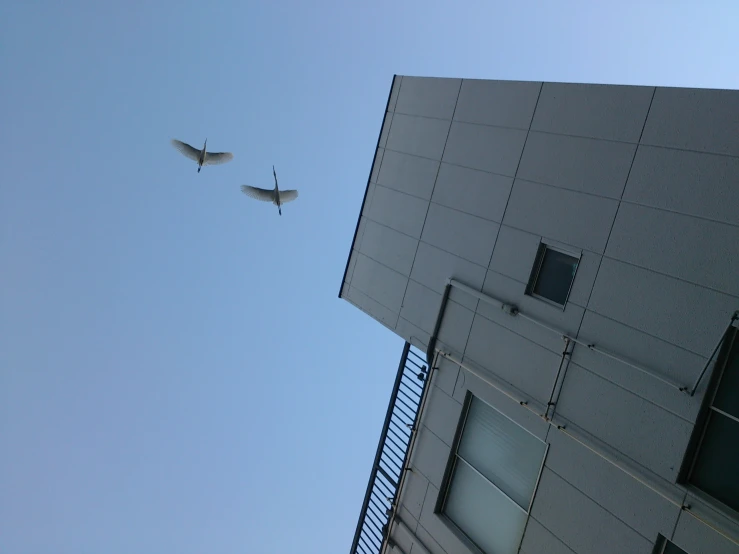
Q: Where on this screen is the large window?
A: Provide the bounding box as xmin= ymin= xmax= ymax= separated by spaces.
xmin=526 ymin=243 xmax=580 ymax=308
xmin=684 ymin=327 xmax=739 ymax=514
xmin=438 ymin=395 xmax=547 ymax=554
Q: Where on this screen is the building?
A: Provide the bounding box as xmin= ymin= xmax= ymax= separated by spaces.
xmin=339 ymin=75 xmax=739 ymax=554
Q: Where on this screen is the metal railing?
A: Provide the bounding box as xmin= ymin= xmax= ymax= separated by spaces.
xmin=350 ymin=342 xmax=430 ymax=554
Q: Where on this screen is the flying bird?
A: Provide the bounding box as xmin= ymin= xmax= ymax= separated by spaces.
xmin=240 ymin=166 xmax=298 ymax=216
xmin=170 ymin=138 xmax=233 ymax=172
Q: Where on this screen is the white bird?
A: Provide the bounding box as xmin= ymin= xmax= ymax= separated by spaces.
xmin=170 ymin=138 xmax=233 ymax=173
xmin=240 ymin=166 xmax=298 ymax=216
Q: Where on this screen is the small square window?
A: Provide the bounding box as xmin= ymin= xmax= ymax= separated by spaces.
xmin=527 ymin=244 xmax=580 ymax=307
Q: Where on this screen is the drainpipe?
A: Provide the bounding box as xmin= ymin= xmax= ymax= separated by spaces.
xmin=426 ymin=282 xmax=451 ymax=369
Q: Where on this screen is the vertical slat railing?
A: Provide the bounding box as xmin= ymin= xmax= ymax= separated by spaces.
xmin=349 ymin=343 xmax=429 ymax=554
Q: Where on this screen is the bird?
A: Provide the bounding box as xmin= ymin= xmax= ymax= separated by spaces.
xmin=240 ymin=166 xmax=298 ymax=216
xmin=170 ymin=138 xmax=233 ymax=172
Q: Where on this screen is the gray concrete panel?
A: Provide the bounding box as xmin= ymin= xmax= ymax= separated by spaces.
xmin=574 ymin=309 xmax=705 ymax=418
xmin=359 ymin=218 xmax=419 ymax=277
xmin=531 ymin=83 xmax=654 ymax=142
xmin=641 ymin=87 xmax=739 ymax=156
xmin=624 ymin=145 xmax=739 ymax=226
xmin=377 ymin=149 xmax=441 ymax=200
xmin=464 ymin=314 xmax=562 ymax=404
xmin=431 ymin=163 xmax=513 ymax=223
xmin=454 ymin=79 xmax=541 ymax=129
xmin=387 ymin=113 xmax=451 ymax=160
xmin=442 ymin=122 xmax=527 ymax=176
xmin=673 ymin=509 xmax=739 ymax=554
xmin=588 ymin=257 xmax=737 ymax=357
xmin=517 ymin=131 xmax=636 ymax=198
xmin=555 ymin=363 xmax=693 ymax=480
xmin=502 ymin=179 xmax=619 ymax=253
xmin=420 ymin=203 xmax=500 ymax=268
xmin=351 ymin=253 xmax=408 ymax=314
xmin=421 ymin=386 xmax=463 ymax=448
xmin=368 ymin=184 xmax=429 ymax=238
xmin=545 ymin=428 xmax=680 ymax=541
xmin=531 ymin=468 xmax=653 ymax=554
xmin=520 ymin=517 xmax=577 ymax=554
xmin=395 ymin=76 xmax=461 ymax=120
xmin=410 ymin=241 xmax=487 ymax=311
xmin=606 ymin=202 xmax=739 ymax=297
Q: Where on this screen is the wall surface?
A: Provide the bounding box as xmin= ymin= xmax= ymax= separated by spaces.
xmin=389 ymin=355 xmax=739 ymax=554
xmin=341 ymin=76 xmax=739 ymax=554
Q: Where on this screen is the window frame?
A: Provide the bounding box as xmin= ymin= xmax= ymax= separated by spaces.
xmin=525 ymin=242 xmax=582 ymax=310
xmin=653 ymin=534 xmax=689 ymax=554
xmin=435 ymin=393 xmax=548 ymax=554
xmin=678 ymin=326 xmax=739 ymax=516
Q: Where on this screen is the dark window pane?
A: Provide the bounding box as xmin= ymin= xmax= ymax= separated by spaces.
xmin=444 ymin=458 xmax=527 ymax=554
xmin=713 ymin=335 xmax=739 ymax=419
xmin=690 ymin=411 xmax=739 ymax=512
xmin=663 ymin=540 xmax=689 ymax=554
xmin=532 ymin=248 xmax=579 ymax=305
xmin=457 ymin=397 xmax=546 ymax=510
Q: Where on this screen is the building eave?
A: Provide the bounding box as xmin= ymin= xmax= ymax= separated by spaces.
xmin=338 ymin=74 xmax=398 ymax=299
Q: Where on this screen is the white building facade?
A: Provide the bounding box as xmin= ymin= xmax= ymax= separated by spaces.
xmin=340 ymin=76 xmax=739 ymax=554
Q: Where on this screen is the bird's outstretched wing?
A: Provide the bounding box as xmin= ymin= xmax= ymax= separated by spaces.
xmin=170 ymin=139 xmax=201 ymax=161
xmin=240 ymin=185 xmax=274 ymax=202
xmin=204 ymin=152 xmax=234 ymax=165
xmin=279 ymin=189 xmax=299 ymax=204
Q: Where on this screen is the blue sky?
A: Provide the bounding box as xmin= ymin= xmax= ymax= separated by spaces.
xmin=1 ymin=1 xmax=738 ymax=553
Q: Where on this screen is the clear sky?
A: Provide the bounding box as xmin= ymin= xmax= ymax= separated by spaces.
xmin=1 ymin=1 xmax=738 ymax=553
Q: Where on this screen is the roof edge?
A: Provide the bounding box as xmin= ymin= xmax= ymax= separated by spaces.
xmin=338 ymin=74 xmax=399 ymax=299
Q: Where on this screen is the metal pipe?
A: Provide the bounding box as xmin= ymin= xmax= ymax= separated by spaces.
xmin=518 ymin=312 xmax=687 ymax=393
xmin=555 ymin=420 xmax=686 ymax=508
xmin=439 ymin=349 xmax=683 ymax=499
xmin=587 ymin=344 xmax=687 ymax=392
xmin=439 ymin=350 xmax=546 ymax=419
xmin=447 ymin=278 xmax=502 ymax=308
xmin=517 ymin=311 xmax=569 ymax=338
xmin=689 ymin=311 xmax=739 ymax=396
xmin=447 ymin=279 xmax=690 ymax=394
xmin=544 ymin=337 xmax=572 ymax=420
xmin=426 ymin=283 xmax=451 ymax=369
